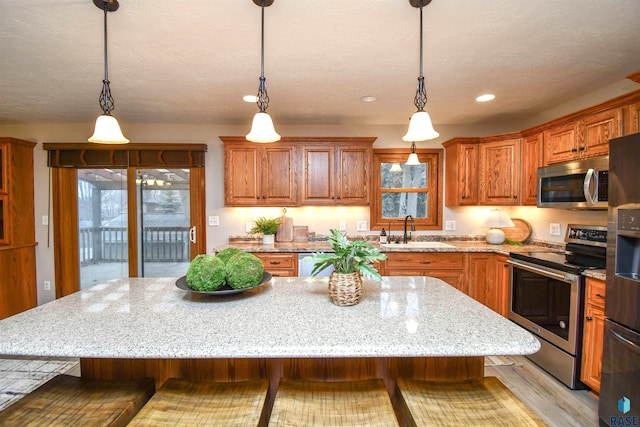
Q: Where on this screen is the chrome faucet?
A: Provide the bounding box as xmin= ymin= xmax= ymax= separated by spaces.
xmin=388 ymin=220 xmax=393 ymax=242
xmin=403 ymin=215 xmax=415 ymax=243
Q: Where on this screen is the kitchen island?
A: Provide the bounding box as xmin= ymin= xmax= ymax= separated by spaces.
xmin=0 ymin=276 xmax=539 ymax=395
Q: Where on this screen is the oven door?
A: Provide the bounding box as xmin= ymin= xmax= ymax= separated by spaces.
xmin=507 ymin=258 xmax=583 ymax=355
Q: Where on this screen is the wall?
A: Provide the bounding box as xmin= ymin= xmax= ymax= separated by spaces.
xmin=0 ymin=79 xmax=630 ymax=305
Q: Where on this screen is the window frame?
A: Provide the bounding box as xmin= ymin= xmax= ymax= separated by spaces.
xmin=370 ymin=148 xmax=443 ymax=231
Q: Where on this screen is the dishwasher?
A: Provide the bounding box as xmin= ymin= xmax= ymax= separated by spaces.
xmin=298 ymin=253 xmax=334 ymax=277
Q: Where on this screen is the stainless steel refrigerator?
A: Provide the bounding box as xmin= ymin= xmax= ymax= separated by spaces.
xmin=599 ymin=133 xmax=640 ymax=426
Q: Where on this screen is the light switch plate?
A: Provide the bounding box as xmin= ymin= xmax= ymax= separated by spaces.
xmin=339 ymin=220 xmax=347 ymax=231
xmin=246 ymin=221 xmax=255 ymax=233
xmin=356 ymin=221 xmax=368 ymax=231
xmin=445 ymin=220 xmax=456 ymax=231
xmin=550 ymin=223 xmax=561 ymax=236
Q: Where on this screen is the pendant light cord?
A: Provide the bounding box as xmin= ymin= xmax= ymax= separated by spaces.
xmin=413 ymin=1 xmax=428 ymax=112
xmin=98 ymin=2 xmax=115 ymax=115
xmin=256 ymin=0 xmax=270 ymax=113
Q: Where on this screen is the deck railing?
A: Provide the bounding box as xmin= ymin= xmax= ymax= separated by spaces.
xmin=79 ymin=226 xmax=190 ymax=265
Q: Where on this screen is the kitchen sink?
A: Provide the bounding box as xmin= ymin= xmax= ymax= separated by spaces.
xmin=380 ymin=241 xmax=456 ymax=249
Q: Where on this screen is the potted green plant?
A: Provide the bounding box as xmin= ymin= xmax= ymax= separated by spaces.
xmin=251 ymin=216 xmax=282 ymax=245
xmin=305 ymin=229 xmax=387 ymax=306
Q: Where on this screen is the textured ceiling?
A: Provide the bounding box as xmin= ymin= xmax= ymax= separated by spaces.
xmin=1 ymin=0 xmax=639 ymax=128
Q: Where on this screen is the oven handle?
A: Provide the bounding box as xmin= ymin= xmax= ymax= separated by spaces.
xmin=506 ymin=259 xmax=577 ymax=283
xmin=611 ymin=330 xmax=640 ymax=354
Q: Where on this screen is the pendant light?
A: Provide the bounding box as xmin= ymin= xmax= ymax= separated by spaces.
xmin=402 ymin=0 xmax=439 ymax=142
xmin=88 ymin=0 xmax=129 ymax=144
xmin=246 ymin=0 xmax=281 ymax=143
xmin=406 ymin=142 xmax=421 ymax=165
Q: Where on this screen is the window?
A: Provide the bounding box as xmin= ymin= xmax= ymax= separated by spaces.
xmin=371 ymin=149 xmax=443 ymax=230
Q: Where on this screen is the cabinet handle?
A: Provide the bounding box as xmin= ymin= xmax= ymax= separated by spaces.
xmin=595 ymin=293 xmax=605 ymax=299
xmin=571 ymin=148 xmax=579 ymax=152
xmin=420 ymin=261 xmax=432 ymax=264
xmin=504 ymin=263 xmax=509 ymax=267
xmin=270 ymin=261 xmax=281 ymax=265
xmin=337 ymin=196 xmax=341 ymax=199
xmin=513 ymin=195 xmax=518 ymax=199
xmin=586 ymin=316 xmax=593 ymax=321
xmin=579 ymin=146 xmax=586 ymax=151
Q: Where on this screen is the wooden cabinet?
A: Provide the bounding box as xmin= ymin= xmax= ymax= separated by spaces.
xmin=521 ymin=132 xmax=543 ymax=206
xmin=252 ymin=252 xmax=298 ymax=277
xmin=626 ymin=101 xmax=640 ymax=134
xmin=222 ymin=138 xmax=297 ymax=206
xmin=0 ymin=137 xmax=37 ymax=320
xmin=581 ymin=277 xmax=606 ymax=393
xmin=380 ymin=252 xmax=466 ymax=294
xmin=443 ymin=138 xmax=479 ymax=206
xmin=466 ymin=253 xmax=509 ymax=317
xmin=544 ymin=109 xmax=622 ymax=165
xmin=479 ymin=137 xmax=521 ymax=206
xmin=301 ymin=143 xmax=372 ymax=206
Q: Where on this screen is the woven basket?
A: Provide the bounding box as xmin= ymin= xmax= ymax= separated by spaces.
xmin=328 ymin=272 xmax=362 ymax=306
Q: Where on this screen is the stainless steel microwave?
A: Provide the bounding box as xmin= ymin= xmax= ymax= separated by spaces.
xmin=537 ymin=156 xmax=609 ymax=209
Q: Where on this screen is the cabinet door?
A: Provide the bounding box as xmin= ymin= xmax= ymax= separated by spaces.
xmin=626 ymin=101 xmax=640 ymax=135
xmin=335 ymin=146 xmax=370 ymax=205
xmin=467 ymin=253 xmax=494 ymax=308
xmin=494 ymin=254 xmax=510 ymax=317
xmin=444 ymin=140 xmax=479 ymax=207
xmin=581 ymin=303 xmax=605 ymax=392
xmin=0 ymin=195 xmax=8 ymax=245
xmin=544 ymin=122 xmax=579 ymax=164
xmin=224 ymin=145 xmax=261 ymax=206
xmin=581 ymin=109 xmax=621 ymax=159
xmin=301 ymin=146 xmax=334 ymax=205
xmin=261 ymin=145 xmax=297 ymax=206
xmin=0 ymin=143 xmax=7 ymax=195
xmin=521 ymin=133 xmax=543 ymax=205
xmin=479 ymin=139 xmax=521 ymax=205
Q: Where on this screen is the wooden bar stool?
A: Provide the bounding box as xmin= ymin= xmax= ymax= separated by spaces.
xmin=395 ymin=376 xmax=547 ymax=426
xmin=268 ymin=378 xmax=399 ymax=427
xmin=0 ymin=374 xmax=155 ymax=427
xmin=128 ymin=378 xmax=270 ymax=427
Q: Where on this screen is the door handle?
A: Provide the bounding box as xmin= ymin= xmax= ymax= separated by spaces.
xmin=189 ymin=226 xmax=196 ymax=244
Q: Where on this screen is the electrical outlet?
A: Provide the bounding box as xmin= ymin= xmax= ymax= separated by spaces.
xmin=43 ymin=281 xmax=51 ymax=291
xmin=208 ymin=216 xmax=219 ymax=226
xmin=339 ymin=220 xmax=347 ymax=231
xmin=356 ymin=221 xmax=368 ymax=231
xmin=445 ymin=220 xmax=456 ymax=231
xmin=42 ymin=215 xmax=49 ymax=226
xmin=246 ymin=221 xmax=255 ymax=233
xmin=550 ymin=223 xmax=561 ymax=236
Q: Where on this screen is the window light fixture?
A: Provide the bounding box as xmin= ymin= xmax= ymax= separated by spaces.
xmin=403 ymin=0 xmax=439 ymax=143
xmin=246 ymin=0 xmax=281 ymax=143
xmin=88 ymin=0 xmax=129 ymax=144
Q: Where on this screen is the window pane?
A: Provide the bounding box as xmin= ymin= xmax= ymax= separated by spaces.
xmin=381 ymin=192 xmax=428 ymax=218
xmin=381 ymin=163 xmax=427 ymax=189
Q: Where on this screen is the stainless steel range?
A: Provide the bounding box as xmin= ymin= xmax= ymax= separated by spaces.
xmin=507 ymin=224 xmax=607 ymax=389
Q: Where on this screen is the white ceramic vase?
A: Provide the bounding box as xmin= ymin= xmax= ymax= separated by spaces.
xmin=263 ymin=234 xmax=275 ymax=245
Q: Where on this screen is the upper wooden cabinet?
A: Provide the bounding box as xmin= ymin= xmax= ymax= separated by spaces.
xmin=544 ymin=108 xmax=622 ymax=164
xmin=521 ymin=132 xmax=543 ymax=206
xmin=626 ymin=101 xmax=640 ymax=135
xmin=222 ymin=137 xmax=374 ymax=207
xmin=479 ymin=137 xmax=521 ymax=205
xmin=222 ymin=138 xmax=298 ymax=207
xmin=443 ymin=138 xmax=479 ymax=206
xmin=301 ymin=142 xmax=373 ymax=206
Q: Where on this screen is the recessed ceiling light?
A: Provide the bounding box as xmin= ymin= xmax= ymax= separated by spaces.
xmin=360 ymin=95 xmax=377 ymax=103
xmin=243 ymin=95 xmax=258 ymax=103
xmin=476 ymin=94 xmax=496 ymax=102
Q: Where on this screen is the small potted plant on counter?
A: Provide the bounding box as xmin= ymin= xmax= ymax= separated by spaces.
xmin=305 ymin=229 xmax=387 ymax=306
xmin=251 ymin=216 xmax=282 ymax=245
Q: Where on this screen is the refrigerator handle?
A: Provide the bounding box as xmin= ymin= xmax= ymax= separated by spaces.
xmin=583 ymin=168 xmax=598 ymax=205
xmin=611 ymin=330 xmax=640 ymax=354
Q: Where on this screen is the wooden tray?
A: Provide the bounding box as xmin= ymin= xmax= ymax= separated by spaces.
xmin=503 ymin=218 xmax=532 ymax=243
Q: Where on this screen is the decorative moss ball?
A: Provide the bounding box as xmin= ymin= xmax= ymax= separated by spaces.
xmin=225 ymin=252 xmax=264 ymax=289
xmin=186 ymin=254 xmax=226 ymax=291
xmin=216 ymin=246 xmax=244 ymax=265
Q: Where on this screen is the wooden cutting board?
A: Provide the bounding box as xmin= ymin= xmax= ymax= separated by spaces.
xmin=293 ymin=226 xmax=309 ymax=242
xmin=503 ymin=218 xmax=532 ymax=243
xmin=276 ymin=214 xmax=294 ymax=242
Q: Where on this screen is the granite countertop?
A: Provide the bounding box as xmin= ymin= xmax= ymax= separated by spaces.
xmin=0 ymin=277 xmax=540 ymax=359
xmin=581 ymin=269 xmax=607 ymax=281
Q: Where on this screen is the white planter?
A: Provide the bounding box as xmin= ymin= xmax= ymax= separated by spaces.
xmin=263 ymin=234 xmax=275 ymax=245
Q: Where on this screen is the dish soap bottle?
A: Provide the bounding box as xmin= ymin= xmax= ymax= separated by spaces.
xmin=379 ymin=228 xmax=387 ymax=244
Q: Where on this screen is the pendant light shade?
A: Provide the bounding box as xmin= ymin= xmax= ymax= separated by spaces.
xmin=89 ymin=114 xmax=129 ymax=144
xmin=406 ymin=141 xmax=421 ymax=165
xmin=403 ymin=0 xmax=438 ymax=142
xmin=246 ymin=112 xmax=280 ymax=143
xmin=89 ymin=0 xmax=128 ymax=144
xmin=246 ymin=0 xmax=280 ymax=143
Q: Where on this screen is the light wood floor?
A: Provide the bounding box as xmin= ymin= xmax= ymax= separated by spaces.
xmin=485 ymin=355 xmax=599 ymax=427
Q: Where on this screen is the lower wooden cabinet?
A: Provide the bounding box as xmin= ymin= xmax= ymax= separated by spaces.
xmin=251 ymin=252 xmax=298 ymax=277
xmin=467 ymin=253 xmax=509 ymax=317
xmin=581 ymin=277 xmax=606 ymax=393
xmin=379 ymin=252 xmax=466 ymax=294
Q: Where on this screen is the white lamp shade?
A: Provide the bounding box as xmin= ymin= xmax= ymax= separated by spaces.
xmin=246 ymin=112 xmax=281 ymax=143
xmin=88 ymin=114 xmax=129 ymax=144
xmin=481 ymin=209 xmax=515 ymax=228
xmin=402 ymin=111 xmax=439 ymax=142
xmin=406 ymin=152 xmax=421 ymax=165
